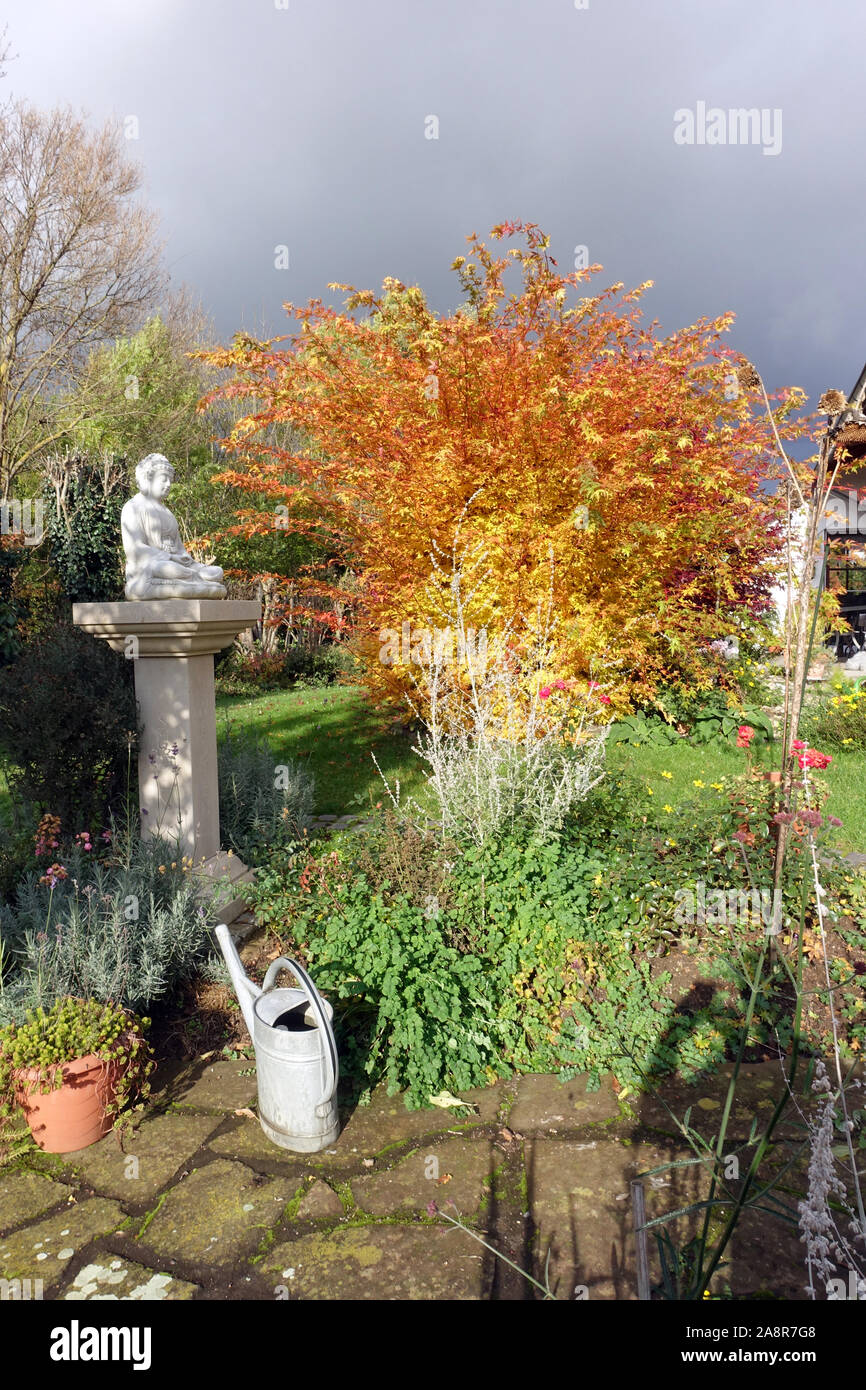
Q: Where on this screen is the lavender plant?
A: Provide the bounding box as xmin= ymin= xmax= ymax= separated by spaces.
xmin=0 ymin=833 xmax=213 ymax=1021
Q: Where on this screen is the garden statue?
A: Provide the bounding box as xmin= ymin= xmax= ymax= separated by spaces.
xmin=121 ymin=453 xmax=226 ymax=599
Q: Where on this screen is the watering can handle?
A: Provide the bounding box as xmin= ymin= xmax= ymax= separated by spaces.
xmin=262 ymin=956 xmax=339 ymax=1105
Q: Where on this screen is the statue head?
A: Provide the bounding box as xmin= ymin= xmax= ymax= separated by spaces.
xmin=136 ymin=453 xmax=174 ymax=499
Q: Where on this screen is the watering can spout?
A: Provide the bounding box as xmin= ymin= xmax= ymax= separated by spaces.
xmin=215 ymin=923 xmax=259 ymax=1038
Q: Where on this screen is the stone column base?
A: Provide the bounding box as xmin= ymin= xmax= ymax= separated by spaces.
xmin=195 ymin=850 xmax=257 ymax=926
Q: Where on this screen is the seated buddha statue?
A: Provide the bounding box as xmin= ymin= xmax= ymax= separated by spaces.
xmin=121 ymin=454 xmax=226 ymax=600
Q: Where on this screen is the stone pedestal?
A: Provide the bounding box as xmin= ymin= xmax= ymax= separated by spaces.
xmin=72 ymin=599 xmax=261 ymax=923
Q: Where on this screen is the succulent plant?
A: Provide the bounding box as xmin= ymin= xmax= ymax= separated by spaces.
xmin=0 ymin=996 xmax=153 ymax=1122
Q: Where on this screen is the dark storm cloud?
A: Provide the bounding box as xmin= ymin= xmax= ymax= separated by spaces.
xmin=5 ymin=0 xmax=865 ymax=406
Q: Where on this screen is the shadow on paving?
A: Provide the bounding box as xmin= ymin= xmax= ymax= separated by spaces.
xmin=0 ymin=1039 xmax=849 ymax=1302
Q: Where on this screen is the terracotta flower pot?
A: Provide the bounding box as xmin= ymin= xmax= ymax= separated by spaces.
xmin=14 ymin=1053 xmax=123 ymax=1154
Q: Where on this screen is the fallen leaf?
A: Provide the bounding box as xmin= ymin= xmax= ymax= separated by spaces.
xmin=234 ymin=1107 xmax=257 ymax=1120
xmin=436 ymin=1173 xmax=453 ymax=1186
xmin=362 ymin=1158 xmax=374 ymax=1168
xmin=429 ymin=1090 xmax=477 ymax=1111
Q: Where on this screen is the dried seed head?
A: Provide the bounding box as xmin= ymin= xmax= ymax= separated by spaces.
xmin=736 ymin=361 xmax=762 ymax=392
xmin=819 ymin=389 xmax=847 ymax=415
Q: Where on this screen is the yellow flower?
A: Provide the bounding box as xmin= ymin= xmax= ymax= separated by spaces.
xmin=663 ymin=804 xmax=674 ymax=813
xmin=647 ymin=787 xmax=654 ymax=795
xmin=693 ymin=779 xmax=705 ymax=788
xmin=666 ymin=839 xmax=678 ymax=847
xmin=661 ymin=771 xmax=673 ymax=780
xmin=843 ymin=738 xmax=853 ymax=745
xmin=710 ymin=782 xmax=723 ymax=790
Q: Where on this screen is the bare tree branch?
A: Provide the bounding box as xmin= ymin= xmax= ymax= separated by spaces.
xmin=0 ymin=98 xmax=166 ymax=498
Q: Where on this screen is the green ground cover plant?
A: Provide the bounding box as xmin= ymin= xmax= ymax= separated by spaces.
xmin=252 ymin=770 xmax=865 ymax=1107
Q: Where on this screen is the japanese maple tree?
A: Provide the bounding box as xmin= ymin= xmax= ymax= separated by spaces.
xmin=198 ymin=222 xmax=806 ymax=714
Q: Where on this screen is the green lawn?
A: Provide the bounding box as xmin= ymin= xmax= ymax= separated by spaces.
xmin=217 ymin=685 xmax=866 ymax=854
xmin=215 ymin=684 xmax=430 ymax=815
xmin=3 ymin=683 xmax=863 ymax=853
xmin=607 ymin=739 xmax=865 ymax=855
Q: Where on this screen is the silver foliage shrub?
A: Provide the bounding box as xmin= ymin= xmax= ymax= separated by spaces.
xmin=0 ymin=836 xmax=212 ymax=1022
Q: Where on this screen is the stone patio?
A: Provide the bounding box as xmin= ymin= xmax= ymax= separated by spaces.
xmin=0 ymin=1057 xmax=818 ymax=1301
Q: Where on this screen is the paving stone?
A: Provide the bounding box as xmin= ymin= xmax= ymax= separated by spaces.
xmin=0 ymin=1198 xmax=126 ymax=1294
xmin=61 ymin=1256 xmax=199 ymax=1301
xmin=136 ymin=1158 xmax=298 ymax=1265
xmin=526 ymin=1136 xmax=698 ymax=1299
xmin=51 ymin=1113 xmax=222 ymax=1203
xmin=316 ymin=1081 xmax=507 ymax=1167
xmin=0 ymin=1170 xmax=72 ymax=1234
xmin=262 ymin=1223 xmax=492 ymax=1299
xmin=719 ymin=1207 xmax=811 ymax=1299
xmin=297 ymin=1180 xmax=344 ymax=1221
xmin=206 ymin=1116 xmax=309 ymax=1173
xmin=351 ymin=1137 xmax=494 ymax=1219
xmin=156 ymin=1059 xmax=258 ymax=1112
xmin=638 ymin=1061 xmax=815 ymax=1142
xmin=508 ymin=1072 xmax=620 ymax=1132
xmin=526 ymin=1134 xmax=809 ymax=1300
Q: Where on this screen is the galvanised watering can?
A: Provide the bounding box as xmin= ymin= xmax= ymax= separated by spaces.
xmin=215 ymin=924 xmax=340 ymax=1153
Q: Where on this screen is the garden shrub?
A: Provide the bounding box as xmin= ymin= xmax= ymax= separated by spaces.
xmin=291 ymin=642 xmax=355 ymax=687
xmin=608 ymin=700 xmax=773 ymax=750
xmin=218 ymin=726 xmax=314 ymax=866
xmin=217 ymin=641 xmax=355 ymax=694
xmin=0 ymin=539 xmax=25 ymax=666
xmin=0 ymin=625 xmax=138 ymax=831
xmin=217 ymin=643 xmax=288 ymax=693
xmin=41 ymin=455 xmax=125 ymax=603
xmin=259 ymin=769 xmax=865 ymax=1106
xmin=804 ymin=680 xmax=866 ymax=750
xmin=0 ymin=834 xmax=213 ymax=1022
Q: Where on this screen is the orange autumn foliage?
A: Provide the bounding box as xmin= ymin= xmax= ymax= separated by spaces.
xmin=198 ymin=222 xmax=808 ymax=714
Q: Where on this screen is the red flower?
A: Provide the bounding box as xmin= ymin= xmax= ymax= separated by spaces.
xmin=736 ymin=724 xmax=755 ymax=748
xmin=797 ymin=749 xmax=832 ymax=770
xmin=598 ymin=694 xmax=611 ymax=704
xmin=539 ymin=686 xmax=551 ymax=699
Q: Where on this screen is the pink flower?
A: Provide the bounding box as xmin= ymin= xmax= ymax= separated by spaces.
xmin=828 ymin=815 xmax=843 ymax=827
xmin=736 ymin=724 xmax=755 ymax=748
xmin=792 ymin=739 xmax=806 ymax=750
xmin=598 ymin=694 xmax=611 ymax=705
xmin=554 ymin=679 xmax=567 ymax=690
xmin=539 ymin=686 xmax=551 ymax=700
xmin=797 ymin=749 xmax=832 ymax=770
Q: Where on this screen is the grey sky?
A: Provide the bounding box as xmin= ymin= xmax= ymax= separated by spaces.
xmin=4 ymin=0 xmax=865 ymax=409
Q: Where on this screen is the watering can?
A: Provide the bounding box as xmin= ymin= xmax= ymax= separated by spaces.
xmin=215 ymin=924 xmax=340 ymax=1153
